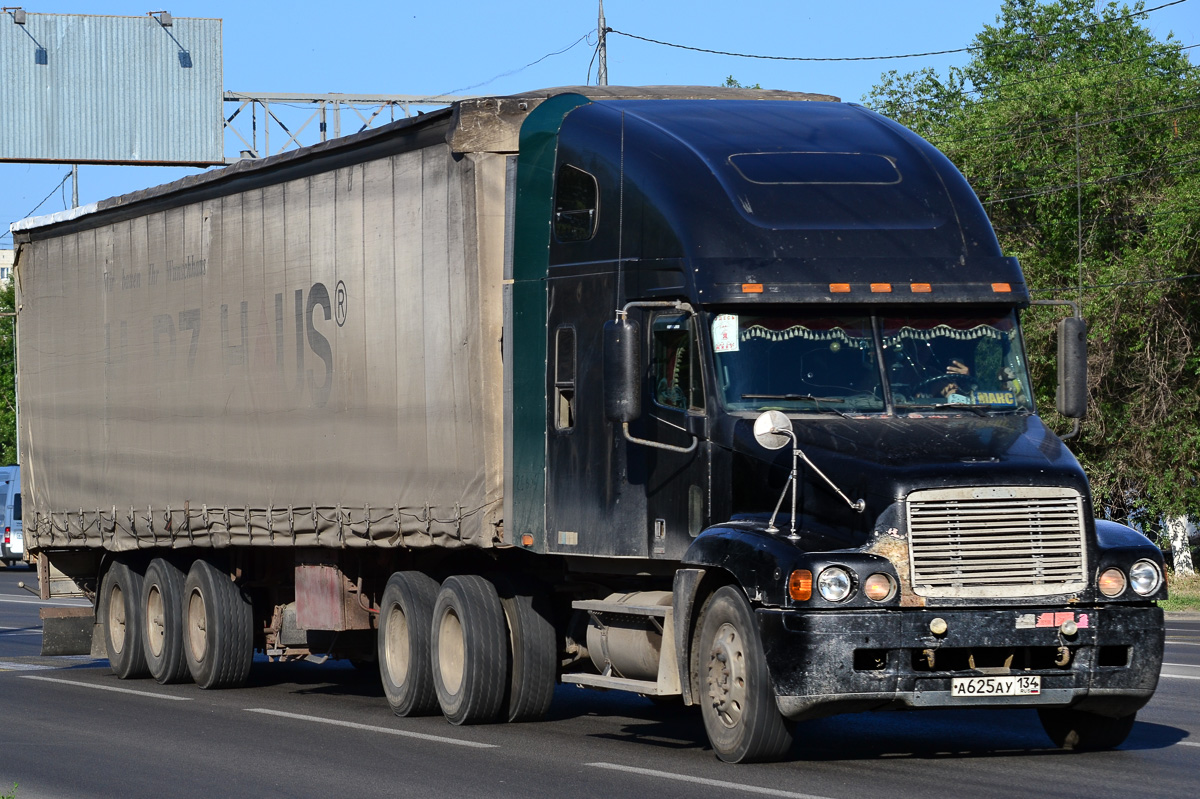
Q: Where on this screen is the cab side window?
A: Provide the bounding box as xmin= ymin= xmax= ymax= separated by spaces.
xmin=652 ymin=314 xmax=704 ymax=412
xmin=554 ymin=164 xmax=598 ymax=242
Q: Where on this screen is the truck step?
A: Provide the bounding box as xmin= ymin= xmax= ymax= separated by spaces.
xmin=571 ymin=599 xmax=669 ymax=617
xmin=561 ymin=673 xmax=670 ymax=695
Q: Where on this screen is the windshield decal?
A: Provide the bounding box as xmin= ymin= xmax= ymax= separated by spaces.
xmin=712 ymin=314 xmax=740 ymax=353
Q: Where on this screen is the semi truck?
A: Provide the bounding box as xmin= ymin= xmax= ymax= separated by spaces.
xmin=10 ymin=85 xmax=1166 ymax=763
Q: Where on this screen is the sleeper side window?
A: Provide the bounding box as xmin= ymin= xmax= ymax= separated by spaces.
xmin=554 ymin=164 xmax=598 ymax=242
xmin=554 ymin=326 xmax=576 ymax=431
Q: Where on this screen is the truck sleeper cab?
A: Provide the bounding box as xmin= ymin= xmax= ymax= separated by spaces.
xmin=524 ymin=96 xmax=1166 ymax=761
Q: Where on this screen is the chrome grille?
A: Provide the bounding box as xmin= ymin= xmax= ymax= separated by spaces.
xmin=906 ymin=487 xmax=1087 ymax=598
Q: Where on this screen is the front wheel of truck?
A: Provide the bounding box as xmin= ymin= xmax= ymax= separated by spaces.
xmin=378 ymin=571 xmax=441 ymax=716
xmin=102 ymin=561 xmax=150 ymax=679
xmin=696 ymin=586 xmax=795 ymax=763
xmin=1038 ymin=707 xmax=1137 ymax=750
xmin=182 ymin=559 xmax=253 ymax=689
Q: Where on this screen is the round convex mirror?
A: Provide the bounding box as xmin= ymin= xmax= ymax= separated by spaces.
xmin=752 ymin=410 xmax=792 ymax=451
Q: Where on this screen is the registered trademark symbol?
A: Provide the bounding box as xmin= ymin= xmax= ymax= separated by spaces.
xmin=335 ymin=280 xmax=347 ymax=327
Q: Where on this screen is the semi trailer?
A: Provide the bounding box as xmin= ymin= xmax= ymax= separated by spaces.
xmin=10 ymin=86 xmax=1166 ymax=763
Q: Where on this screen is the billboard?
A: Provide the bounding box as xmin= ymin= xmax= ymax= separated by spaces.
xmin=0 ymin=12 xmax=223 ymax=165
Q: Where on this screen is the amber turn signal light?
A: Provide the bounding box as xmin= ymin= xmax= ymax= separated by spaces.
xmin=863 ymin=573 xmax=896 ymax=602
xmin=1098 ymin=567 xmax=1126 ymax=597
xmin=789 ymin=569 xmax=813 ymax=601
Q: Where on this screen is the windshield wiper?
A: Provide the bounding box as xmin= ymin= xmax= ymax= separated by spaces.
xmin=742 ymin=394 xmax=849 ymax=418
xmin=926 ymin=403 xmax=989 ymax=416
xmin=741 ymin=394 xmax=845 ymax=403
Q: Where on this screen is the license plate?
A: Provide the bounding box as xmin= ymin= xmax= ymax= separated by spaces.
xmin=951 ymin=675 xmax=1041 ymax=697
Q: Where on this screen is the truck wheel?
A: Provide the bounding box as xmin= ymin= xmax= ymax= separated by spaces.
xmin=431 ymin=575 xmax=509 ymax=725
xmin=494 ymin=577 xmax=556 ymax=723
xmin=1038 ymin=708 xmax=1137 ymax=750
xmin=696 ymin=585 xmax=794 ymax=763
xmin=377 ymin=571 xmax=440 ymax=716
xmin=101 ymin=562 xmax=150 ymax=679
xmin=140 ymin=558 xmax=191 ymax=685
xmin=183 ymin=559 xmax=253 ymax=689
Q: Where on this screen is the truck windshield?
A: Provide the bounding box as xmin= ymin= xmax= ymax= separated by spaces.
xmin=709 ymin=309 xmax=1034 ymax=415
xmin=711 ymin=312 xmax=884 ymax=412
xmin=881 ymin=311 xmax=1034 ymax=412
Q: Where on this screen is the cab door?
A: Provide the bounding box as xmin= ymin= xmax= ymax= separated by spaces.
xmin=637 ymin=311 xmax=710 ymax=558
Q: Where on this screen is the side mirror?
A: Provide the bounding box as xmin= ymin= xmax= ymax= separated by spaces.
xmin=1056 ymin=316 xmax=1088 ymax=418
xmin=753 ymin=410 xmax=792 ymax=450
xmin=603 ymin=317 xmax=641 ymax=422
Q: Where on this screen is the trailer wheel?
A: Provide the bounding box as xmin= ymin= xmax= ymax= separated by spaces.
xmin=494 ymin=577 xmax=556 ymax=723
xmin=696 ymin=586 xmax=794 ymax=763
xmin=140 ymin=558 xmax=191 ymax=685
xmin=377 ymin=571 xmax=441 ymax=716
xmin=102 ymin=561 xmax=150 ymax=679
xmin=1038 ymin=708 xmax=1137 ymax=750
xmin=431 ymin=575 xmax=509 ymax=725
xmin=182 ymin=559 xmax=253 ymax=689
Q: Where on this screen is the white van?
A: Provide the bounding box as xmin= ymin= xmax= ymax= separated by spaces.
xmin=0 ymin=466 xmax=21 ymax=566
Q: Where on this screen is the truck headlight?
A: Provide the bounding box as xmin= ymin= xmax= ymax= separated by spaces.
xmin=1129 ymin=560 xmax=1162 ymax=596
xmin=817 ymin=566 xmax=854 ymax=602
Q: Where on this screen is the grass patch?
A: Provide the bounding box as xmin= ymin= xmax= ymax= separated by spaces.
xmin=1162 ymin=570 xmax=1200 ymax=613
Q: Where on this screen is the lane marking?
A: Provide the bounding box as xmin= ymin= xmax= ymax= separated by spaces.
xmin=1160 ymin=673 xmax=1200 ymax=680
xmin=245 ymin=708 xmax=498 ymax=749
xmin=587 ymin=763 xmax=837 ymax=799
xmin=1163 ymin=662 xmax=1200 ymax=668
xmin=0 ymin=595 xmax=92 ymax=607
xmin=21 ymin=675 xmax=192 ymax=700
xmin=1179 ymin=741 xmax=1200 ymax=748
xmin=0 ymin=661 xmax=56 ymax=671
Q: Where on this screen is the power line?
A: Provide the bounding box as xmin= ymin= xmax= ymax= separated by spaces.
xmin=608 ymin=0 xmax=1189 ymax=64
xmin=1031 ymin=273 xmax=1200 ymax=293
xmin=993 ymin=206 xmax=1196 ymax=232
xmin=0 ymin=169 xmax=74 ymax=243
xmin=981 ymin=152 xmax=1200 ymax=205
xmin=878 ymin=41 xmax=1200 ymax=113
xmin=439 ymin=32 xmax=593 ymax=96
xmin=922 ymin=96 xmax=1200 ymax=153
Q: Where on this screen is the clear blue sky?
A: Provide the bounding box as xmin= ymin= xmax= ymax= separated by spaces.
xmin=3 ymin=0 xmax=1198 ymax=245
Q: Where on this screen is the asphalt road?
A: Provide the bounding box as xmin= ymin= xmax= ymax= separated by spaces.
xmin=1 ymin=564 xmax=1197 ymax=799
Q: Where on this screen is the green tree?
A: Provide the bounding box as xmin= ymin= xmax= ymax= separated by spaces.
xmin=723 ymin=75 xmax=762 ymax=89
xmin=866 ymin=0 xmax=1200 ymax=533
xmin=0 ymin=275 xmax=14 ymax=465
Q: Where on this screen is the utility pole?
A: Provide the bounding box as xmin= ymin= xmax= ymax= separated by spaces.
xmin=597 ymin=0 xmax=608 ymax=86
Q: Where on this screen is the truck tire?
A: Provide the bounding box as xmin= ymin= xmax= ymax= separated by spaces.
xmin=431 ymin=575 xmax=509 ymax=725
xmin=695 ymin=585 xmax=794 ymax=763
xmin=183 ymin=559 xmax=253 ymax=689
xmin=1038 ymin=707 xmax=1137 ymax=750
xmin=377 ymin=571 xmax=440 ymax=716
xmin=494 ymin=577 xmax=556 ymax=723
xmin=101 ymin=561 xmax=150 ymax=679
xmin=140 ymin=558 xmax=191 ymax=685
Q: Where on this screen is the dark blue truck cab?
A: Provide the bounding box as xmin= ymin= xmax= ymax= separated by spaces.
xmin=510 ymin=92 xmax=1166 ymax=762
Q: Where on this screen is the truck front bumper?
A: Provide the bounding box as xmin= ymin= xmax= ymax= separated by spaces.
xmin=758 ymin=605 xmax=1164 ymax=722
